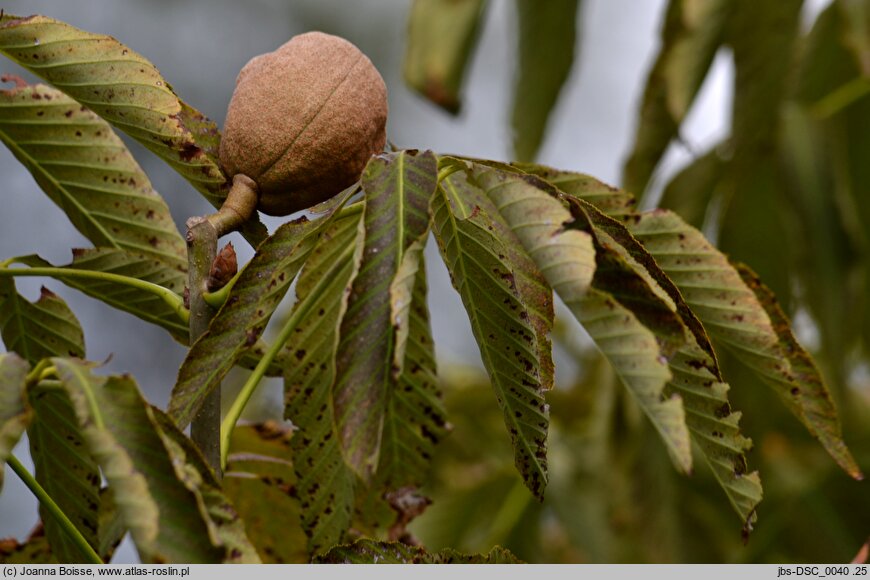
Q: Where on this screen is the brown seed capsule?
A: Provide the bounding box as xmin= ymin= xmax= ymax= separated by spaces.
xmin=220 ymin=31 xmax=388 ymax=216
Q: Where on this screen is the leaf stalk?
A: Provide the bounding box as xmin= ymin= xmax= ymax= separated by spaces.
xmin=0 ymin=265 xmax=189 ymax=324
xmin=6 ymin=454 xmax=103 ymax=564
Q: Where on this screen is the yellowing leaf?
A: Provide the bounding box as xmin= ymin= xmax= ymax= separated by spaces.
xmin=513 ymin=162 xmax=637 ymax=219
xmin=0 ymin=83 xmax=186 ymax=267
xmin=224 ymin=424 xmax=308 ymax=564
xmin=629 ymin=210 xmax=862 ymax=480
xmin=0 ymin=14 xmax=265 ymax=245
xmin=15 ymin=250 xmax=187 ymax=341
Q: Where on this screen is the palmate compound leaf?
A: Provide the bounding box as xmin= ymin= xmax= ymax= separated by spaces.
xmin=622 ymin=0 xmax=733 ymax=195
xmin=314 ymin=539 xmax=521 ymax=564
xmin=627 ymin=210 xmax=863 ymax=480
xmin=0 ymin=353 xmax=31 ymax=492
xmin=464 ymin=163 xmax=695 ymax=475
xmin=0 ymin=82 xmax=186 ymax=269
xmin=168 ymin=189 xmax=354 ymax=429
xmin=0 ymin=280 xmax=85 ymax=366
xmin=404 ymin=0 xmax=488 ymax=114
xmin=0 ymin=14 xmax=266 ymax=245
xmin=283 ymin=207 xmax=363 ymax=555
xmin=432 ymin=171 xmax=552 ymax=499
xmin=527 ymin=165 xmax=858 ymax=515
xmin=512 ymin=0 xmax=580 ymax=162
xmin=333 ymin=150 xmax=438 ymax=479
xmin=50 ymin=358 xmax=259 ymax=563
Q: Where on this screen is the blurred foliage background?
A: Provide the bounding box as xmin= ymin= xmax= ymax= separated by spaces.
xmin=0 ymin=0 xmax=867 ymax=564
xmin=403 ymin=0 xmax=870 ymax=564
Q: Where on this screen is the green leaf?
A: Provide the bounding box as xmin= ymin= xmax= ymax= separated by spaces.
xmin=0 ymin=280 xmax=85 ymax=365
xmin=15 ymin=250 xmax=187 ymax=341
xmin=377 ymin=255 xmax=449 ymax=496
xmin=511 ymin=0 xmax=580 ymax=161
xmin=283 ymin=208 xmax=362 ymax=555
xmin=793 ymin=1 xmax=870 ymax=359
xmin=169 ymin=191 xmax=353 ymax=428
xmin=779 ymin=105 xmax=864 ymax=378
xmin=27 ymin=383 xmax=101 ymax=563
xmin=512 ymin=162 xmax=637 ymax=218
xmin=50 ymin=358 xmax=255 ymax=563
xmin=0 ymin=82 xmax=186 ymax=268
xmin=0 ymin=14 xmax=266 ymax=245
xmin=628 ymin=210 xmax=862 ymax=479
xmin=0 ymin=353 xmax=31 ymax=492
xmin=728 ymin=0 xmax=803 ymax=155
xmin=622 ymin=0 xmax=732 ymax=195
xmin=432 ymin=173 xmax=550 ymax=498
xmin=404 ymin=0 xmax=488 ymax=113
xmin=657 ymin=146 xmax=726 ymax=229
xmin=356 ymin=252 xmax=449 ymax=532
xmin=717 ymin=0 xmax=803 ymax=304
xmin=793 ymin=1 xmax=866 ymax=107
xmin=315 ymin=539 xmax=521 ymax=563
xmin=224 ymin=423 xmax=308 ymax=564
xmin=333 ymin=150 xmax=438 ymax=478
xmin=458 ymin=166 xmax=557 ymax=390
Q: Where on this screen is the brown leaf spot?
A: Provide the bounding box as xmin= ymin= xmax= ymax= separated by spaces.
xmin=179 ymin=142 xmax=201 ymax=162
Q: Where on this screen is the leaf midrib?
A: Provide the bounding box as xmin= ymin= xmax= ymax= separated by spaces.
xmin=436 ymin=185 xmax=546 ymax=477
